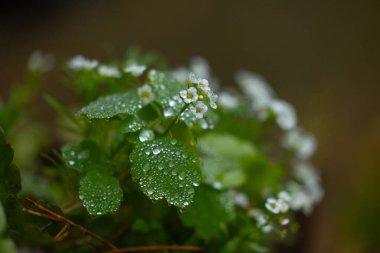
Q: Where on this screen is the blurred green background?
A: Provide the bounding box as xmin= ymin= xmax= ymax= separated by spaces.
xmin=1 ymin=1 xmax=379 ymax=252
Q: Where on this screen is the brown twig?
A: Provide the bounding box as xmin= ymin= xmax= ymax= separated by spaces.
xmin=101 ymin=245 xmax=203 ymax=253
xmin=22 ymin=207 xmax=62 ymax=222
xmin=23 ymin=198 xmax=117 ymax=250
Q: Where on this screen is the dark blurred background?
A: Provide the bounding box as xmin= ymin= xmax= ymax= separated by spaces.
xmin=1 ymin=1 xmax=380 ymax=252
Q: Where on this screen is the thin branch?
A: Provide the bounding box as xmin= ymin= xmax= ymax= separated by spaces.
xmin=23 ymin=198 xmax=117 ymax=250
xmin=22 ymin=208 xmax=62 ymax=222
xmin=101 ymin=245 xmax=203 ymax=253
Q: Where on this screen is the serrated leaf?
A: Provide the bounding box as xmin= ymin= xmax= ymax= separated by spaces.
xmin=129 ymin=137 xmax=201 ymax=208
xmin=79 ymin=171 xmax=123 ymax=216
xmin=180 ymin=186 xmax=236 ymax=239
xmin=0 ymin=203 xmax=5 ymax=235
xmin=76 ymin=91 xmax=142 ymax=119
xmin=198 ymin=133 xmax=256 ymax=187
xmin=62 ymin=140 xmax=107 ymax=173
xmin=148 ymin=70 xmax=186 ymax=118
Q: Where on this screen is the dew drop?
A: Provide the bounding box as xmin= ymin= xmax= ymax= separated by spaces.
xmin=139 ymin=129 xmax=155 ymax=142
xmin=153 ymin=148 xmax=161 ymax=155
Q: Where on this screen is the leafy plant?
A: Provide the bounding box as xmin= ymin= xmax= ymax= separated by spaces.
xmin=0 ymin=49 xmax=323 ymax=252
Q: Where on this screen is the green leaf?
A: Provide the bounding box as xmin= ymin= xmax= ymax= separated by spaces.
xmin=148 ymin=70 xmax=186 ymax=117
xmin=0 ymin=238 xmax=17 ymax=253
xmin=79 ymin=171 xmax=123 ymax=215
xmin=0 ymin=132 xmax=21 ymax=200
xmin=0 ymin=203 xmax=5 ymax=235
xmin=198 ymin=133 xmax=256 ymax=159
xmin=62 ymin=140 xmax=107 ymax=173
xmin=180 ymin=186 xmax=236 ymax=239
xmin=76 ymin=91 xmax=142 ymax=119
xmin=198 ymin=133 xmax=256 ymax=187
xmin=119 ymin=115 xmax=146 ymax=133
xmin=129 ymin=137 xmax=201 ymax=208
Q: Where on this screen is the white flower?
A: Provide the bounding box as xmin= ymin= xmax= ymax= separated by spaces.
xmin=248 ymin=209 xmax=268 ymax=227
xmin=232 ymin=190 xmax=250 ymax=208
xmin=190 ymin=101 xmax=208 ymax=119
xmin=286 ymin=182 xmax=314 ymax=214
xmin=171 ymin=67 xmax=188 ymax=82
xmin=282 ymin=128 xmax=316 ymax=160
xmin=261 ymin=224 xmax=273 ymax=233
xmin=206 ymin=90 xmax=218 ymax=109
xmin=28 ymin=51 xmax=54 ymax=72
xmin=235 ymin=70 xmax=274 ymax=110
xmin=218 ymin=92 xmax=239 ymax=109
xmin=278 ymin=198 xmax=289 ymax=212
xmin=138 ymin=84 xmax=155 ymax=105
xmin=68 ymin=55 xmax=98 ymax=70
xmin=180 ymin=87 xmax=198 ymax=104
xmin=190 ymin=57 xmax=211 ymax=80
xmin=265 ymin=198 xmax=281 ymax=214
xmin=269 ymin=99 xmax=297 ymax=130
xmin=197 ymin=78 xmax=211 ymax=92
xmin=278 ymin=191 xmax=292 ymax=203
xmin=188 ymin=72 xmax=201 ymax=84
xmin=98 ymin=65 xmax=121 ymax=78
xmin=124 ymin=64 xmax=146 ymax=77
xmin=280 ymin=218 xmax=290 ymax=225
xmin=294 ymin=162 xmax=324 ymax=204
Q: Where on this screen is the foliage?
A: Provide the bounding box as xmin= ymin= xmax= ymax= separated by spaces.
xmin=0 ymin=49 xmax=323 ymax=252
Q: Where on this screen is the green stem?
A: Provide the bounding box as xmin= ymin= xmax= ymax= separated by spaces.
xmin=163 ymin=103 xmax=190 ymax=135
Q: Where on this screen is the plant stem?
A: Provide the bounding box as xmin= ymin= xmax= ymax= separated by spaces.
xmin=23 ymin=198 xmax=118 ymax=250
xmin=163 ymin=104 xmax=189 ymax=135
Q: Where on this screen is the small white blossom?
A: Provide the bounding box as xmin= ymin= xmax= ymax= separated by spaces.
xmin=190 ymin=56 xmax=211 ymax=80
xmin=68 ymin=55 xmax=98 ymax=70
xmin=286 ymin=182 xmax=314 ymax=214
xmin=188 ymin=72 xmax=201 ymax=84
xmin=294 ymin=162 xmax=324 ymax=204
xmin=124 ymin=64 xmax=146 ymax=77
xmin=265 ymin=198 xmax=281 ymax=214
xmin=261 ymin=224 xmax=273 ymax=233
xmin=171 ymin=67 xmax=188 ymax=82
xmin=138 ymin=84 xmax=155 ymax=105
xmin=235 ymin=70 xmax=274 ymax=110
xmin=98 ymin=65 xmax=121 ymax=78
xmin=197 ymin=78 xmax=211 ymax=92
xmin=180 ymin=87 xmax=198 ymax=104
xmin=269 ymin=99 xmax=297 ymax=130
xmin=248 ymin=208 xmax=268 ymax=227
xmin=218 ymin=92 xmax=239 ymax=109
xmin=232 ymin=190 xmax=250 ymax=208
xmin=278 ymin=198 xmax=289 ymax=212
xmin=280 ymin=218 xmax=290 ymax=225
xmin=206 ymin=90 xmax=218 ymax=109
xmin=190 ymin=101 xmax=208 ymax=119
xmin=278 ymin=191 xmax=292 ymax=203
xmin=28 ymin=51 xmax=54 ymax=72
xmin=282 ymin=128 xmax=316 ymax=160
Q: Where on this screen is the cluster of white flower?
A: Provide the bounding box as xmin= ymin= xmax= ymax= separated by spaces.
xmin=98 ymin=65 xmax=121 ymax=78
xmin=179 ymin=73 xmax=218 ymax=119
xmin=137 ymin=84 xmax=155 ymax=105
xmin=265 ymin=191 xmax=292 ymax=214
xmin=282 ymin=128 xmax=316 ymax=160
xmin=68 ymin=55 xmax=98 ymax=70
xmin=27 ymin=50 xmax=55 ymax=73
xmin=285 ymin=162 xmax=323 ymax=214
xmin=235 ymin=70 xmax=297 ymax=130
xmin=124 ymin=64 xmax=146 ymax=77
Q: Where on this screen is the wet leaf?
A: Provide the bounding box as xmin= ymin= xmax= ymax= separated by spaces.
xmin=129 ymin=137 xmax=201 ymax=208
xmin=79 ymin=171 xmax=123 ymax=216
